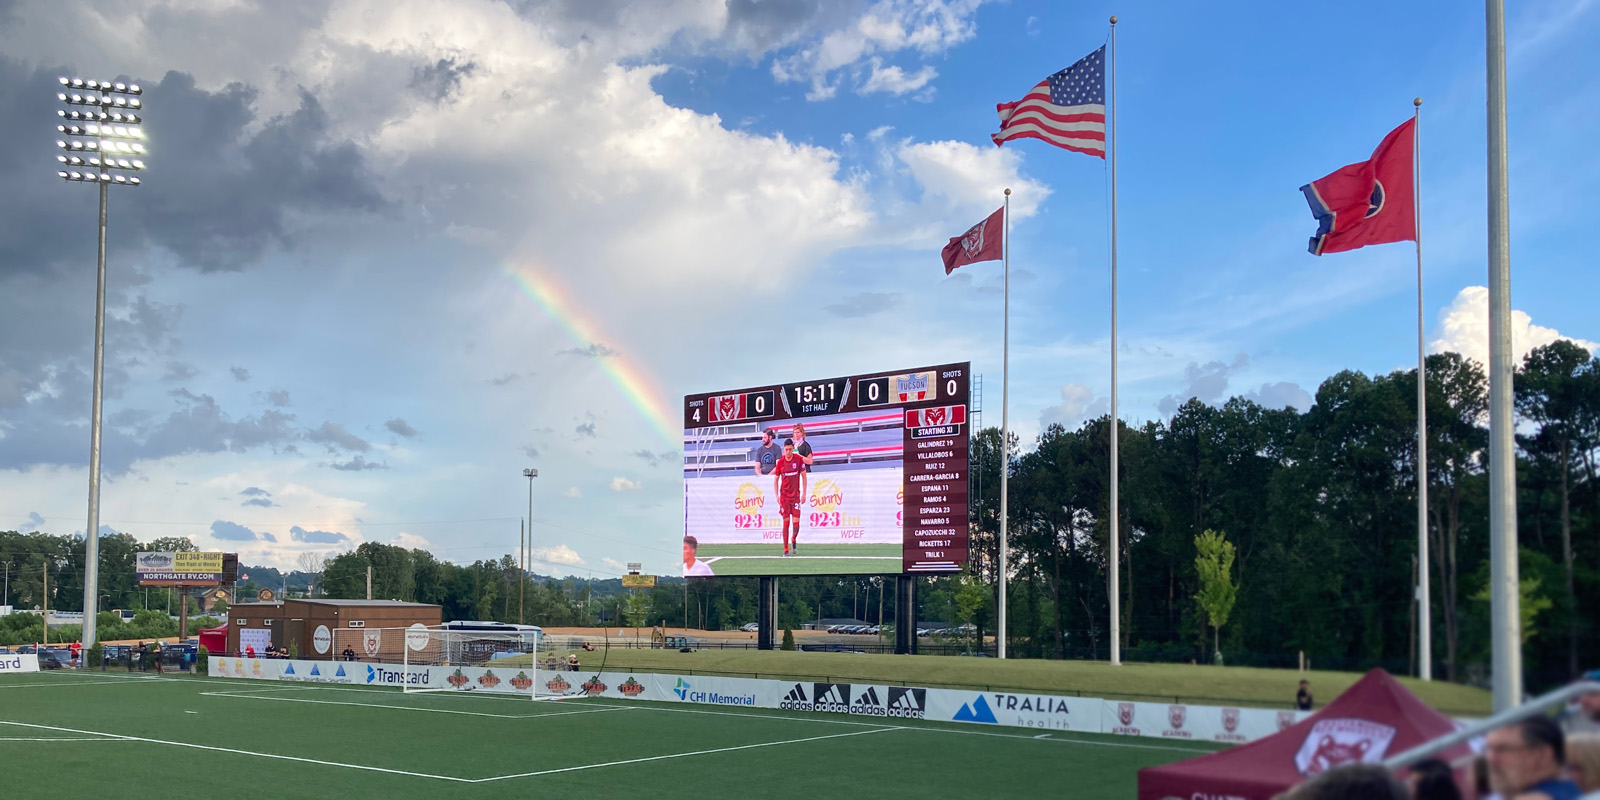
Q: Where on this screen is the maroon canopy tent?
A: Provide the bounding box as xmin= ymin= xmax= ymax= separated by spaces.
xmin=198 ymin=623 xmax=227 ymax=655
xmin=1137 ymin=669 xmax=1472 ymax=800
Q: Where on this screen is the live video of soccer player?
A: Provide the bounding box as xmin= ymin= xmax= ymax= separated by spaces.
xmin=772 ymin=437 xmax=807 ymax=555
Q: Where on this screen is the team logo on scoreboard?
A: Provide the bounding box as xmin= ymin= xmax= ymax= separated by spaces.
xmin=733 ymin=483 xmax=765 ymax=512
xmin=893 ymin=372 xmax=936 ymax=403
xmin=906 ymin=404 xmax=967 ymax=437
xmin=710 ymin=393 xmax=745 ymax=422
xmin=808 ymin=479 xmax=843 ymax=513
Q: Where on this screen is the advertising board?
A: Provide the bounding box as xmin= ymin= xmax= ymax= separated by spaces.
xmin=136 ymin=551 xmax=225 ymax=583
xmin=683 ymin=362 xmax=971 ymax=576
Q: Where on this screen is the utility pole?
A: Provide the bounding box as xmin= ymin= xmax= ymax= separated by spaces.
xmin=42 ymin=563 xmax=49 ymax=645
xmin=366 ymin=565 xmax=373 ymax=601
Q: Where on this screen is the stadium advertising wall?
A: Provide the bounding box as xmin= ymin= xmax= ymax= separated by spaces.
xmin=136 ymin=551 xmax=224 ymax=583
xmin=683 ymin=362 xmax=971 ymax=576
xmin=0 ymin=653 xmax=40 ymax=673
xmin=214 ymin=661 xmax=1312 ymax=744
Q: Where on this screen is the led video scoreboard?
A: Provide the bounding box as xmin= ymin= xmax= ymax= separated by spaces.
xmin=682 ymin=362 xmax=971 ymax=577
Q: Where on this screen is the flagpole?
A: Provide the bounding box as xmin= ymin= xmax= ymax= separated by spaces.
xmin=1414 ymin=97 xmax=1431 ymax=682
xmin=998 ymin=187 xmax=1011 ymax=660
xmin=1107 ymin=14 xmax=1121 ymax=667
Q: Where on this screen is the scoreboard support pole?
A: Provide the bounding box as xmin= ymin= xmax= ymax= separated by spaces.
xmin=757 ymin=577 xmax=778 ymax=650
xmin=894 ymin=576 xmax=917 ymax=655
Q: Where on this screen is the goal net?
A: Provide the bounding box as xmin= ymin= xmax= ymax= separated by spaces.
xmin=401 ymin=625 xmax=573 ymax=701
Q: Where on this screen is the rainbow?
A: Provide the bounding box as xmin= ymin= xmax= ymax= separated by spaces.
xmin=503 ymin=265 xmax=679 ymax=445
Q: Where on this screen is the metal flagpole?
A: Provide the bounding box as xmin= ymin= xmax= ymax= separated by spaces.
xmin=998 ymin=187 xmax=1011 ymax=660
xmin=1413 ymin=98 xmax=1431 ymax=682
xmin=1485 ymin=0 xmax=1520 ymax=712
xmin=1107 ymin=14 xmax=1122 ymax=667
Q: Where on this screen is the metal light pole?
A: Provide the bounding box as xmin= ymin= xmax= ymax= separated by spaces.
xmin=522 ymin=467 xmax=537 ymax=622
xmin=1485 ymin=0 xmax=1521 ymax=711
xmin=54 ymin=76 xmax=147 ymax=653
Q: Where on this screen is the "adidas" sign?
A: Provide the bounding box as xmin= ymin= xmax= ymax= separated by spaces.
xmin=779 ymin=683 xmax=812 ymax=711
xmin=848 ymin=686 xmax=886 ymax=716
xmin=886 ymin=687 xmax=927 ymax=719
xmin=812 ymin=683 xmax=851 ymax=713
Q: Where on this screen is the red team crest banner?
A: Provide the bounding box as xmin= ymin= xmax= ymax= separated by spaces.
xmin=941 ymin=207 xmax=1004 ymax=274
xmin=1300 ymin=118 xmax=1416 ymax=255
xmin=709 ymin=393 xmax=746 ymax=422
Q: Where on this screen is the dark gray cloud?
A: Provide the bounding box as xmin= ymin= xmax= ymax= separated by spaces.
xmin=209 ymin=519 xmax=262 ymax=541
xmin=306 ymin=421 xmax=370 ymax=452
xmin=240 ymin=486 xmax=270 ymax=497
xmin=521 ymin=445 xmax=540 ymax=458
xmin=488 ymin=373 xmax=522 ymax=386
xmin=163 ymin=362 xmax=198 ymax=382
xmin=242 ymin=497 xmax=275 ymax=508
xmin=1158 ymin=354 xmax=1249 ymax=417
xmin=329 ymin=455 xmax=386 ymax=471
xmin=18 ymin=511 xmax=45 ymax=533
xmin=266 ymin=389 xmax=291 ymax=407
xmin=558 ymin=343 xmax=618 ymax=358
xmin=230 ymin=366 xmax=251 ymax=382
xmin=825 ymin=291 xmax=899 ymax=318
xmin=384 ymin=417 xmax=418 ymax=438
xmin=0 ymin=61 xmax=386 ymax=277
xmin=410 ymin=57 xmax=476 ymax=103
xmin=260 ymin=532 xmax=277 ymax=543
xmin=290 ymin=525 xmax=348 ymax=544
xmin=723 ymin=0 xmax=856 ymax=55
xmin=575 ymin=420 xmax=597 ymax=438
xmin=631 ymin=449 xmax=678 ymax=466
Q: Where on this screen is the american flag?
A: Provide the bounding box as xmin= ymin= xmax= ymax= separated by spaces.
xmin=991 ymin=46 xmax=1106 ymax=158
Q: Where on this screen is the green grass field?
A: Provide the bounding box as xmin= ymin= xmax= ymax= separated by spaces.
xmin=521 ymin=647 xmax=1494 ymax=717
xmin=0 ymin=670 xmax=1221 ymax=798
xmin=693 ymin=542 xmax=901 ymax=575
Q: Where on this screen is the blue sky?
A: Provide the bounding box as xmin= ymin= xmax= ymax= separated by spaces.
xmin=0 ymin=0 xmax=1594 ymax=577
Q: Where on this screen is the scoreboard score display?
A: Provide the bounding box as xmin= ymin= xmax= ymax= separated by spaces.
xmin=683 ymin=362 xmax=971 ymax=577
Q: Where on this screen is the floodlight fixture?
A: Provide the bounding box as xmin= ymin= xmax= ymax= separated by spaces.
xmin=52 ymin=74 xmax=149 ymax=655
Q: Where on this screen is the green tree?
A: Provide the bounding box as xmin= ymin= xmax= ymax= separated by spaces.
xmin=1193 ymin=529 xmax=1239 ymax=662
xmin=781 ymin=627 xmax=795 ymax=651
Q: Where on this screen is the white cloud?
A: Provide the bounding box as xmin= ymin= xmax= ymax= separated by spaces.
xmin=1039 ymin=382 xmax=1105 ymax=431
xmin=531 ymin=543 xmax=585 ymax=567
xmin=857 ymin=58 xmax=937 ymax=97
xmin=895 ymin=140 xmax=1051 ymax=221
xmin=1431 ymin=286 xmax=1598 ymax=369
xmin=601 ymin=556 xmax=628 ymax=573
xmin=771 ymin=0 xmax=986 ymax=101
xmin=389 ymin=532 xmax=431 ymax=550
xmin=564 ymin=486 xmax=582 ymax=499
xmin=610 ymin=476 xmax=642 ymax=492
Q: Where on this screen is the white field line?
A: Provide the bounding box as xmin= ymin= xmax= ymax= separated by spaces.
xmin=0 ymin=720 xmax=472 ymax=783
xmin=0 ymin=678 xmax=166 ymax=689
xmin=468 ymin=726 xmax=903 ymax=783
xmin=199 ymin=689 xmax=632 ymax=720
xmin=0 ymin=737 xmax=127 ymax=742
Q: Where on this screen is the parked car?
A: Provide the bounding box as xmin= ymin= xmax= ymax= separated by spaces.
xmin=34 ymin=650 xmax=65 ymax=670
xmin=739 ymin=623 xmax=759 ymax=632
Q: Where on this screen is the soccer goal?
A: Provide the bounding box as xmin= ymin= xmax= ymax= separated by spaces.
xmin=401 ymin=625 xmax=571 ymax=701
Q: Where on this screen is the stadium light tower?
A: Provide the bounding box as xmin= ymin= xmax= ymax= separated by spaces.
xmin=55 ymin=75 xmax=147 ymax=652
xmin=522 ymin=467 xmax=537 ymax=621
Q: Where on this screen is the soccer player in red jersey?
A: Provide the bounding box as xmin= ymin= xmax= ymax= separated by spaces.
xmin=772 ymin=438 xmax=808 ymax=555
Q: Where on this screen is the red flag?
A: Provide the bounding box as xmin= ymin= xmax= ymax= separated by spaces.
xmin=1300 ymin=118 xmax=1416 ymax=255
xmin=941 ymin=207 xmax=1004 ymax=274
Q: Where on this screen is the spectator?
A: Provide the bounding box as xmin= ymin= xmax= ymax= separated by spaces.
xmin=567 ymin=653 xmax=579 ymax=672
xmin=244 ymin=643 xmax=256 ymax=658
xmin=152 ymin=641 xmax=163 ymax=674
xmin=1566 ymin=733 xmax=1600 ymax=793
xmin=1296 ymin=679 xmax=1315 ymax=711
xmin=1406 ymin=758 xmax=1462 ymax=800
xmin=1285 ymin=764 xmax=1408 ymax=800
xmin=342 ymin=645 xmax=357 ymax=662
xmin=132 ymin=641 xmax=146 ymax=672
xmin=69 ymin=640 xmax=82 ymax=667
xmin=1484 ymin=716 xmax=1582 ymax=800
xmin=1560 ymin=674 xmax=1600 ymax=735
